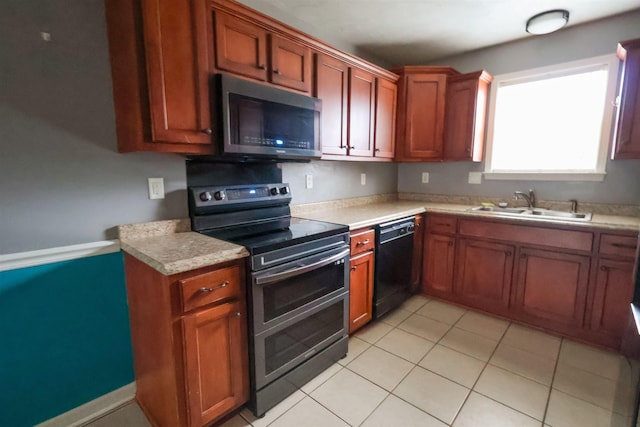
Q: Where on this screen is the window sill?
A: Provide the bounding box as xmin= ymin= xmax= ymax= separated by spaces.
xmin=482 ymin=172 xmax=606 ymax=182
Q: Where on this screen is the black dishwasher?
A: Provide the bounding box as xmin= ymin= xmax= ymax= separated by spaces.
xmin=373 ymin=216 xmax=415 ymax=319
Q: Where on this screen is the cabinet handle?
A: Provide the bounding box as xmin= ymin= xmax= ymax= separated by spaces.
xmin=447 ymin=241 xmax=453 ymax=247
xmin=198 ymin=281 xmax=229 ymax=293
xmin=435 ymin=223 xmax=450 ymax=227
xmin=600 ymin=265 xmax=609 ymax=272
xmin=375 ymin=148 xmax=381 ymax=152
xmin=236 ymin=312 xmax=241 ymax=317
xmin=273 ymin=69 xmax=281 ymax=75
xmin=351 ymin=266 xmax=357 ymax=271
xmin=202 ymin=128 xmax=213 ymax=135
xmin=258 ymin=64 xmax=267 ymax=70
xmin=349 ymin=145 xmax=356 ymax=149
xmin=465 ymin=147 xmax=471 ymax=153
xmin=611 ymin=242 xmax=636 ymax=249
xmin=356 ymin=239 xmax=370 ymax=246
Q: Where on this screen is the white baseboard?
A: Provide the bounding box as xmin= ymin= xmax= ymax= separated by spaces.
xmin=35 ymin=382 xmax=136 ymax=427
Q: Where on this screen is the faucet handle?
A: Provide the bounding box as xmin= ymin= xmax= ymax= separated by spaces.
xmin=569 ymin=199 xmax=578 ymax=213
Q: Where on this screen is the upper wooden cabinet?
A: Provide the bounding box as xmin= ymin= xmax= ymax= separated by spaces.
xmin=394 ymin=66 xmax=492 ymax=162
xmin=394 ymin=67 xmax=455 ymax=161
xmin=315 ymin=54 xmax=349 ymax=155
xmin=214 ymin=11 xmax=312 ymax=93
xmin=374 ymin=78 xmax=398 ymax=159
xmin=105 ymin=0 xmax=214 ymax=154
xmin=613 ymin=38 xmax=640 ymax=159
xmin=444 ymin=71 xmax=493 ymax=161
xmin=348 ymin=68 xmax=376 ymax=157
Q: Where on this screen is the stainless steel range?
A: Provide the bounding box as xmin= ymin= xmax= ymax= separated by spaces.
xmin=188 ymin=182 xmax=350 ymax=417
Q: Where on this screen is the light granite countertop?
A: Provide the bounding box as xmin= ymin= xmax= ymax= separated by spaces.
xmin=119 ymin=201 xmax=640 ymax=276
xmin=120 ymin=231 xmax=248 ymax=275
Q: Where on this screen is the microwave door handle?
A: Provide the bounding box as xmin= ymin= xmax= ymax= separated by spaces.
xmin=254 ymin=249 xmax=349 ymax=286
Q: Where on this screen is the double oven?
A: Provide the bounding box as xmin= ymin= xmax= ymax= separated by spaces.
xmin=188 ymin=170 xmax=350 ymax=417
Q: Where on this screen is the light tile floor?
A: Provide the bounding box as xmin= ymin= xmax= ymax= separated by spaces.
xmin=87 ymin=296 xmax=638 ymax=427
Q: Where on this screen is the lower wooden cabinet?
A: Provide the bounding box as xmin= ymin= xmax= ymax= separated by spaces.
xmin=512 ymin=248 xmax=591 ymax=335
xmin=349 ymin=251 xmax=375 ymax=333
xmin=182 ymin=301 xmax=248 ymax=427
xmin=422 ymin=233 xmax=456 ymax=297
xmin=349 ymin=228 xmax=375 ymax=333
xmin=454 ymin=238 xmax=514 ymax=314
xmin=421 ymin=213 xmax=638 ymax=350
xmin=124 ymin=255 xmax=249 ymax=427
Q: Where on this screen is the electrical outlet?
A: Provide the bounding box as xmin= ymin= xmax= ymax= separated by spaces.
xmin=468 ymin=172 xmax=483 ymax=184
xmin=305 ymin=174 xmax=313 ymax=189
xmin=421 ymin=172 xmax=429 ymax=184
xmin=360 ymin=173 xmax=366 ymax=185
xmin=148 ymin=177 xmax=165 ymax=199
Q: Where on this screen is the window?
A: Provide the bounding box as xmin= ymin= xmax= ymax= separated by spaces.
xmin=484 ymin=55 xmax=619 ymax=181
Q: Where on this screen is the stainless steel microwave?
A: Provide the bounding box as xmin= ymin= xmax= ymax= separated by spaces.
xmin=217 ymin=74 xmax=322 ymax=160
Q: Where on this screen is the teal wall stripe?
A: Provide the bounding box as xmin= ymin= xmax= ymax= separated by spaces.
xmin=0 ymin=251 xmax=133 ymax=427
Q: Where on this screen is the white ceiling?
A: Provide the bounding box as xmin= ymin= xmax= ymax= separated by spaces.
xmin=238 ymin=0 xmax=640 ymax=65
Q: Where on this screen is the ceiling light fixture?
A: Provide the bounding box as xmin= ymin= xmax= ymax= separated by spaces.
xmin=526 ymin=9 xmax=570 ymax=35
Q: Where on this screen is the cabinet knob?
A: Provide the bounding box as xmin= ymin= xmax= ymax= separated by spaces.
xmin=356 ymin=239 xmax=370 ymax=246
xmin=466 ymin=147 xmax=471 ymax=153
xmin=600 ymin=265 xmax=609 ymax=272
xmin=375 ymin=148 xmax=381 ymax=152
xmin=351 ymin=266 xmax=357 ymax=271
xmin=273 ymin=69 xmax=281 ymax=75
xmin=198 ymin=281 xmax=229 ymax=293
xmin=447 ymin=241 xmax=453 ymax=247
xmin=349 ymin=145 xmax=356 ymax=149
xmin=236 ymin=312 xmax=241 ymax=317
xmin=258 ymin=64 xmax=267 ymax=70
xmin=202 ymin=128 xmax=213 ymax=135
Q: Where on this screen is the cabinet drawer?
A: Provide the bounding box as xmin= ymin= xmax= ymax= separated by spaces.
xmin=427 ymin=215 xmax=457 ymax=235
xmin=180 ymin=266 xmax=242 ymax=312
xmin=599 ymin=234 xmax=638 ymax=259
xmin=350 ymin=229 xmax=375 ymax=256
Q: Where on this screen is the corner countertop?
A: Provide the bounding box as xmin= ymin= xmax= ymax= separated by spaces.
xmin=119 ymin=201 xmax=640 ymax=276
xmin=295 ymin=201 xmax=640 ymax=231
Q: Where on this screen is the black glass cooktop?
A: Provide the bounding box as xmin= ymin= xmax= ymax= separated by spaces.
xmin=201 ymin=217 xmax=349 ymax=255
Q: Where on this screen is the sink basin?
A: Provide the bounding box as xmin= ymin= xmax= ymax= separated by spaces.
xmin=528 ymin=209 xmax=593 ymax=221
xmin=469 ymin=206 xmax=592 ymax=222
xmin=470 ymin=206 xmax=528 ymax=214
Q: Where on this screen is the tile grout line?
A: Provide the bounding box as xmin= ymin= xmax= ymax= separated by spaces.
xmin=540 ymin=337 xmax=565 ymax=427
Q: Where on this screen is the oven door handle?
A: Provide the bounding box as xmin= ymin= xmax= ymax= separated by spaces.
xmin=254 ymin=248 xmax=350 ymax=286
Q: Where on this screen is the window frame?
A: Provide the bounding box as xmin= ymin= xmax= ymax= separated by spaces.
xmin=483 ymin=54 xmax=620 ymax=182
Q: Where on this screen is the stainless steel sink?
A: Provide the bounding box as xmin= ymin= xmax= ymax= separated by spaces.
xmin=468 ymin=206 xmax=592 ymax=222
xmin=528 ymin=209 xmax=593 ymax=221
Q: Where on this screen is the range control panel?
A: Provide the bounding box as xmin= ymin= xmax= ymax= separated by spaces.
xmin=189 ymin=183 xmax=291 ymax=214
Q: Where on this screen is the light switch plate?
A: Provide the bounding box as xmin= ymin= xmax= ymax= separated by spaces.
xmin=421 ymin=172 xmax=429 ymax=184
xmin=468 ymin=172 xmax=483 ymax=184
xmin=305 ymin=174 xmax=313 ymax=189
xmin=148 ymin=177 xmax=165 ymax=199
xmin=360 ymin=173 xmax=366 ymax=185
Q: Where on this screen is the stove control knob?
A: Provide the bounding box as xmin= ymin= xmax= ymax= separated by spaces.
xmin=213 ymin=191 xmax=224 ymax=201
xmin=279 ymin=186 xmax=289 ymax=195
xmin=199 ymin=192 xmax=212 ymax=202
xmin=270 ymin=187 xmax=279 ymax=196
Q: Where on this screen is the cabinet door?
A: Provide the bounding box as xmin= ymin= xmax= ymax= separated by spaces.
xmin=590 ymin=258 xmax=635 ymax=342
xmin=455 ymin=239 xmax=515 ymax=314
xmin=374 ymin=78 xmax=397 ymax=158
xmin=613 ymin=40 xmax=640 ymax=159
xmin=182 ymin=301 xmax=249 ymax=427
xmin=513 ymin=248 xmax=590 ymax=334
xmin=422 ymin=233 xmax=455 ymax=297
xmin=444 ymin=71 xmax=491 ymax=161
xmin=315 ymin=54 xmax=349 ymax=155
xmin=270 ymin=34 xmax=311 ymax=93
xmin=401 ymin=73 xmax=447 ymax=160
xmin=349 ymin=251 xmax=374 ymax=334
xmin=142 ymin=0 xmax=211 ymax=143
xmin=411 ymin=215 xmax=424 ymax=292
xmin=348 ymin=68 xmax=376 ymax=157
xmin=214 ymin=11 xmax=268 ymax=81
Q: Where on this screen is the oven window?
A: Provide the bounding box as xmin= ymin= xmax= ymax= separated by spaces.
xmin=262 ymin=260 xmax=345 ymax=322
xmin=264 ymin=301 xmax=343 ymax=375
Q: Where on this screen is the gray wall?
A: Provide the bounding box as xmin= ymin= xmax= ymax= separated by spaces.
xmin=0 ymin=0 xmax=394 ymax=254
xmin=398 ymin=11 xmax=640 ymax=205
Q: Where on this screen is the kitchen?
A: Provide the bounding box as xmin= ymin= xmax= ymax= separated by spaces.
xmin=1 ymin=0 xmax=640 ymax=426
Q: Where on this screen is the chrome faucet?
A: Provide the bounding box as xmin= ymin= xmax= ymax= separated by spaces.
xmin=569 ymin=199 xmax=578 ymax=213
xmin=514 ymin=189 xmax=536 ymax=208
